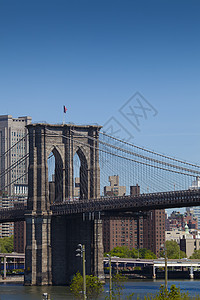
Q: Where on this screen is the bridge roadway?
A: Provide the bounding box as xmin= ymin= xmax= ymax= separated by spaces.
xmin=1 ymin=188 xmax=200 ymax=223
xmin=104 ymin=257 xmax=200 ymax=268
xmin=104 ymin=257 xmax=200 ymax=279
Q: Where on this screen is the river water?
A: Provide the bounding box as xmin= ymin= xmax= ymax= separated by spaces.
xmin=0 ymin=280 xmax=200 ymax=299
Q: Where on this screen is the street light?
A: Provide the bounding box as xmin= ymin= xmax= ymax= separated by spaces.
xmin=161 ymin=243 xmax=167 ymax=291
xmin=107 ymin=254 xmax=112 ymax=300
xmin=76 ymin=244 xmax=87 ymax=300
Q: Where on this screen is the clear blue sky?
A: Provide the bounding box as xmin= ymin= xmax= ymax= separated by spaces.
xmin=0 ymin=0 xmax=200 ymax=164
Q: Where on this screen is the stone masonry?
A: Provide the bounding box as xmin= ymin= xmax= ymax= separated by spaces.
xmin=24 ymin=123 xmax=104 ymax=285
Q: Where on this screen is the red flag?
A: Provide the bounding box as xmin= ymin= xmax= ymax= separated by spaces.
xmin=63 ymin=106 xmax=67 ymax=113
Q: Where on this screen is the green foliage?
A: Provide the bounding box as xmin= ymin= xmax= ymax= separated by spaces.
xmin=143 ymin=284 xmax=200 ymax=300
xmin=112 ymin=273 xmax=126 ymax=299
xmin=105 ymin=246 xmax=132 ymax=258
xmin=86 ymin=275 xmax=104 ymax=299
xmin=70 ymin=272 xmax=103 ymax=299
xmin=0 ymin=235 xmax=14 ymax=253
xmin=70 ymin=272 xmax=83 ymax=299
xmin=159 ymin=241 xmax=186 ymax=259
xmin=138 ymin=248 xmax=157 ymax=259
xmin=190 ymin=249 xmax=200 ymax=259
xmin=105 ymin=246 xmax=156 ymax=259
xmin=105 ymin=273 xmax=131 ymax=300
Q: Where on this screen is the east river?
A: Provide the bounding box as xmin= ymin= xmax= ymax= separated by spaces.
xmin=1 ymin=280 xmax=200 ymax=299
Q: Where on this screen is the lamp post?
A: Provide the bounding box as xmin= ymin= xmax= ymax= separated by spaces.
xmin=161 ymin=243 xmax=167 ymax=291
xmin=107 ymin=254 xmax=112 ymax=300
xmin=76 ymin=244 xmax=87 ymax=300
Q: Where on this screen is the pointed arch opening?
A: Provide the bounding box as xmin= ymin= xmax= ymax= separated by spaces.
xmin=73 ymin=147 xmax=88 ymax=200
xmin=48 ymin=147 xmax=63 ymax=203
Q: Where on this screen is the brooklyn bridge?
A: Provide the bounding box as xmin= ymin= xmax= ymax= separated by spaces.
xmin=1 ymin=123 xmax=200 ymax=285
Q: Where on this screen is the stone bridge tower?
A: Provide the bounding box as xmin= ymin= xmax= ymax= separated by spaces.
xmin=24 ymin=123 xmax=103 ymax=285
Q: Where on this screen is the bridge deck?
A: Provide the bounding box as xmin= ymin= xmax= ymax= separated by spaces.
xmin=1 ymin=189 xmax=200 ymax=222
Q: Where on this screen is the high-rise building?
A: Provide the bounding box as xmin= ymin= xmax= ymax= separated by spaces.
xmin=104 ymin=175 xmax=126 ymax=197
xmin=0 ymin=115 xmax=31 ymax=196
xmin=143 ymin=210 xmax=165 ymax=256
xmin=0 ymin=195 xmax=27 ymax=239
xmin=14 ymin=220 xmax=26 ymax=253
xmin=187 ymin=177 xmax=200 ymax=229
xmin=103 ymin=177 xmax=165 ymax=256
xmin=103 ymin=177 xmax=145 ymax=252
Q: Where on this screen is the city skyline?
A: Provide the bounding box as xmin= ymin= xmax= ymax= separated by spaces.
xmin=0 ymin=0 xmax=200 ymax=165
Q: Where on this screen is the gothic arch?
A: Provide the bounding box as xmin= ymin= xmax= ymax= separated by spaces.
xmin=74 ymin=146 xmax=89 ymax=199
xmin=51 ymin=147 xmax=64 ymax=203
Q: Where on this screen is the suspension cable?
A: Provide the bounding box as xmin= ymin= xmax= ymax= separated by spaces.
xmin=71 ymin=130 xmax=200 ymax=176
xmin=99 ymin=131 xmax=200 ymax=169
xmin=45 ymin=129 xmax=198 ymax=178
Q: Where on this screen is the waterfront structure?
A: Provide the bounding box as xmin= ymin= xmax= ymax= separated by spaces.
xmin=0 ymin=115 xmax=31 ymax=196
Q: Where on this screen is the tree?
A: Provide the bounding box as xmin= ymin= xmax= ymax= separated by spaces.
xmin=190 ymin=249 xmax=200 ymax=259
xmin=105 ymin=246 xmax=132 ymax=258
xmin=86 ymin=275 xmax=104 ymax=299
xmin=159 ymin=241 xmax=186 ymax=259
xmin=70 ymin=272 xmax=103 ymax=299
xmin=0 ymin=236 xmax=14 ymax=253
xmin=133 ymin=248 xmax=157 ymax=259
xmin=144 ymin=284 xmax=190 ymax=300
xmin=105 ymin=246 xmax=156 ymax=259
xmin=112 ymin=273 xmax=126 ymax=299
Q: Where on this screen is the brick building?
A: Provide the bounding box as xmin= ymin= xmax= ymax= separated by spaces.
xmin=102 ymin=177 xmax=165 ymax=256
xmin=143 ymin=210 xmax=165 ymax=256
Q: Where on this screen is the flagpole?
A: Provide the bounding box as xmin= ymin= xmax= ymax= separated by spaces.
xmin=63 ymin=105 xmax=67 ymax=125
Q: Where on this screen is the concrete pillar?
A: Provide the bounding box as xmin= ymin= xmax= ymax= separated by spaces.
xmin=116 ymin=261 xmax=119 ymax=274
xmin=190 ymin=266 xmax=194 ymax=279
xmin=152 ymin=266 xmax=156 ymax=279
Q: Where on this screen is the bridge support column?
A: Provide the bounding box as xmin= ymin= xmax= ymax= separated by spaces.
xmin=152 ymin=266 xmax=156 ymax=279
xmin=93 ymin=219 xmax=104 ymax=281
xmin=51 ymin=215 xmax=104 ymax=285
xmin=24 ymin=212 xmax=52 ymax=286
xmin=3 ymin=256 xmax=6 ymax=279
xmin=190 ymin=266 xmax=194 ymax=279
